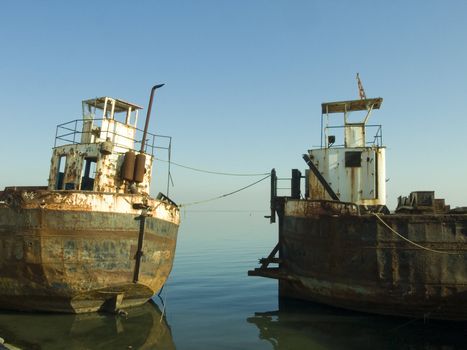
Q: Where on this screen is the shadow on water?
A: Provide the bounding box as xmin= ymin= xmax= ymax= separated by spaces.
xmin=0 ymin=300 xmax=175 ymax=350
xmin=248 ymin=299 xmax=467 ymax=350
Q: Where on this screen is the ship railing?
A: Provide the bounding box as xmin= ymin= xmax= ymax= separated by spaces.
xmin=268 ymin=168 xmax=362 ymax=223
xmin=323 ymin=124 xmax=383 ymax=148
xmin=275 ymin=177 xmax=292 ymax=197
xmin=54 ymin=118 xmax=171 ymax=156
xmin=54 ymin=118 xmax=174 ymax=196
xmin=270 ymin=169 xmax=303 ymax=200
xmin=268 ymin=169 xmax=304 ymax=223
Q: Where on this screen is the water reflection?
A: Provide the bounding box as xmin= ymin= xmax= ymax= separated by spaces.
xmin=0 ymin=300 xmax=175 ymax=350
xmin=248 ymin=299 xmax=467 ymax=350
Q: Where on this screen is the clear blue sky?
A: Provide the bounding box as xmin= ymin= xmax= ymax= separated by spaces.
xmin=1 ymin=0 xmax=467 ymax=210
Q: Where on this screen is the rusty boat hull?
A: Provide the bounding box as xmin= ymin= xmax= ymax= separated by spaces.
xmin=0 ymin=188 xmax=179 ymax=313
xmin=251 ymin=199 xmax=467 ymax=321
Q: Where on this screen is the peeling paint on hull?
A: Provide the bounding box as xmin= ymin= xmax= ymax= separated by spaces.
xmin=278 ymin=201 xmax=467 ymax=321
xmin=250 ymin=198 xmax=467 ymax=321
xmin=0 ymin=189 xmax=179 ymax=313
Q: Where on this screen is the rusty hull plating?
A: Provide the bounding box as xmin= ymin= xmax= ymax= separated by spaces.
xmin=0 ymin=89 xmax=180 ymax=313
xmin=249 ymin=97 xmax=467 ymax=321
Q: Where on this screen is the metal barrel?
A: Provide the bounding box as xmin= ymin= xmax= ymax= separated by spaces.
xmin=122 ymin=151 xmax=136 ymax=181
xmin=134 ymin=153 xmax=146 ymax=183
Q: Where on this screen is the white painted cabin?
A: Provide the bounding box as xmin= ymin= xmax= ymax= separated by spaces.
xmin=307 ymin=98 xmax=386 ymax=206
xmin=48 ymin=97 xmax=154 ymax=195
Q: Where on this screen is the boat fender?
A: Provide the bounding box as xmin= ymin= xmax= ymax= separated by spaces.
xmin=122 ymin=151 xmax=136 ymax=181
xmin=134 ymin=153 xmax=146 ymax=183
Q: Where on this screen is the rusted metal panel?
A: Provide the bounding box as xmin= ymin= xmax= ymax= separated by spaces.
xmin=284 ymin=199 xmax=359 ymax=218
xmin=308 ymin=147 xmax=386 ymax=206
xmin=303 ymin=153 xmax=338 ymax=201
xmin=0 ymin=193 xmax=178 ymax=313
xmin=250 ymin=195 xmax=467 ymax=320
xmin=276 ymin=205 xmax=467 ymax=321
xmin=308 ymin=170 xmax=329 ymax=200
xmin=0 ymin=188 xmax=179 ymax=224
xmin=48 ymin=143 xmax=154 ymax=195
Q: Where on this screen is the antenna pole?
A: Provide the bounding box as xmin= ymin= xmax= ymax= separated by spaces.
xmin=356 ymin=73 xmax=367 ymax=100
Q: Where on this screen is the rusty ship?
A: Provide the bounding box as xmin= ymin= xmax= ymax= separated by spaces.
xmin=249 ymin=95 xmax=467 ymax=321
xmin=0 ymin=85 xmax=180 ymax=313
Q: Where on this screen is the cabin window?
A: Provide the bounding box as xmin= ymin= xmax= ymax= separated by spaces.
xmin=80 ymin=157 xmax=97 ymax=191
xmin=345 ymin=151 xmax=362 ymax=167
xmin=56 ymin=155 xmax=67 ymax=190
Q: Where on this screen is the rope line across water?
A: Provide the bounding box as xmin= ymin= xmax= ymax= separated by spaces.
xmin=179 ymin=174 xmax=271 ymax=208
xmin=155 ymin=157 xmax=269 ymax=177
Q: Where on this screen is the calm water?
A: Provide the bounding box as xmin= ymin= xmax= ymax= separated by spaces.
xmin=0 ymin=212 xmax=466 ymax=349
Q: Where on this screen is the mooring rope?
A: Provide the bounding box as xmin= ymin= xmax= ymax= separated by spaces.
xmin=179 ymin=174 xmax=271 ymax=208
xmin=373 ymin=213 xmax=462 ymax=255
xmin=155 ymin=157 xmax=269 ymax=177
